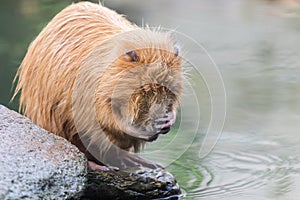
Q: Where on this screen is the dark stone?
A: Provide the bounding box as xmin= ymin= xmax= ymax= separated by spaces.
xmin=82 ymin=168 xmax=182 ymax=200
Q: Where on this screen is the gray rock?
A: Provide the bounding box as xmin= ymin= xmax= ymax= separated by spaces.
xmin=0 ymin=105 xmax=87 ymax=200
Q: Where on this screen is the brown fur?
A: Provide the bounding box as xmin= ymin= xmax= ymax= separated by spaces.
xmin=14 ymin=2 xmax=183 ymax=168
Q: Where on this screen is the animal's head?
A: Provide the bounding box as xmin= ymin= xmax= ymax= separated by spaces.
xmin=94 ymin=29 xmax=183 ymax=144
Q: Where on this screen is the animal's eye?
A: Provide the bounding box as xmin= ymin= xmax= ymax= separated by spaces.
xmin=174 ymin=46 xmax=179 ymax=57
xmin=123 ymin=50 xmax=139 ymax=62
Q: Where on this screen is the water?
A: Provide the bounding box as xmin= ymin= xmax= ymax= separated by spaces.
xmin=1 ymin=0 xmax=300 ymax=199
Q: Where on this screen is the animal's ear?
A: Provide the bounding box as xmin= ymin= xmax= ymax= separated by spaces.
xmin=122 ymin=50 xmax=139 ymax=62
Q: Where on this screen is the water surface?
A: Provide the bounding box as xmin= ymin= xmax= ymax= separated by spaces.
xmin=1 ymin=1 xmax=300 ymax=199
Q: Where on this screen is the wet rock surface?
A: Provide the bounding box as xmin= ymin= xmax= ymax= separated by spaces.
xmin=82 ymin=168 xmax=182 ymax=200
xmin=0 ymin=105 xmax=87 ymax=199
xmin=0 ymin=105 xmax=181 ymax=199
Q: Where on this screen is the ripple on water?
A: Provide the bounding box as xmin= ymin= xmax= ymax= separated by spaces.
xmin=188 ymin=150 xmax=300 ymax=199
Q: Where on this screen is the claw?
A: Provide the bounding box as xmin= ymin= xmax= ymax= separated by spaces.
xmin=155 ymin=117 xmax=168 ymax=122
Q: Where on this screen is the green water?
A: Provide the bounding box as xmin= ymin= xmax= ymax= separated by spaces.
xmin=1 ymin=0 xmax=300 ymax=199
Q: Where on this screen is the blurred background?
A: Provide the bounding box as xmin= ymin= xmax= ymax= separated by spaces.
xmin=1 ymin=0 xmax=300 ymax=199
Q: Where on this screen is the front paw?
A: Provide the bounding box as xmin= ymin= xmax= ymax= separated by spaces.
xmin=88 ymin=161 xmax=119 ymax=171
xmin=154 ymin=110 xmax=176 ymax=135
xmin=118 ymin=153 xmax=163 ymax=170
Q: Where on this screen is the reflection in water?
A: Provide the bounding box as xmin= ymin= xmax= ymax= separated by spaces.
xmin=1 ymin=0 xmax=300 ymax=199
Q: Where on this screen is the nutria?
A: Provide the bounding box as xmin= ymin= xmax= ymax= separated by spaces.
xmin=13 ymin=2 xmax=183 ymax=170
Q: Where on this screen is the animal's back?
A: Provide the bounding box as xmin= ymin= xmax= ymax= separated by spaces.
xmin=14 ymin=2 xmax=135 ymax=139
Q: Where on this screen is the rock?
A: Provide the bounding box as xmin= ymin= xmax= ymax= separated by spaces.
xmin=0 ymin=105 xmax=182 ymax=199
xmin=82 ymin=168 xmax=182 ymax=200
xmin=0 ymin=105 xmax=87 ymax=199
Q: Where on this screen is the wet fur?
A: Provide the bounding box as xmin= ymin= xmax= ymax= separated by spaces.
xmin=14 ymin=2 xmax=183 ymax=167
